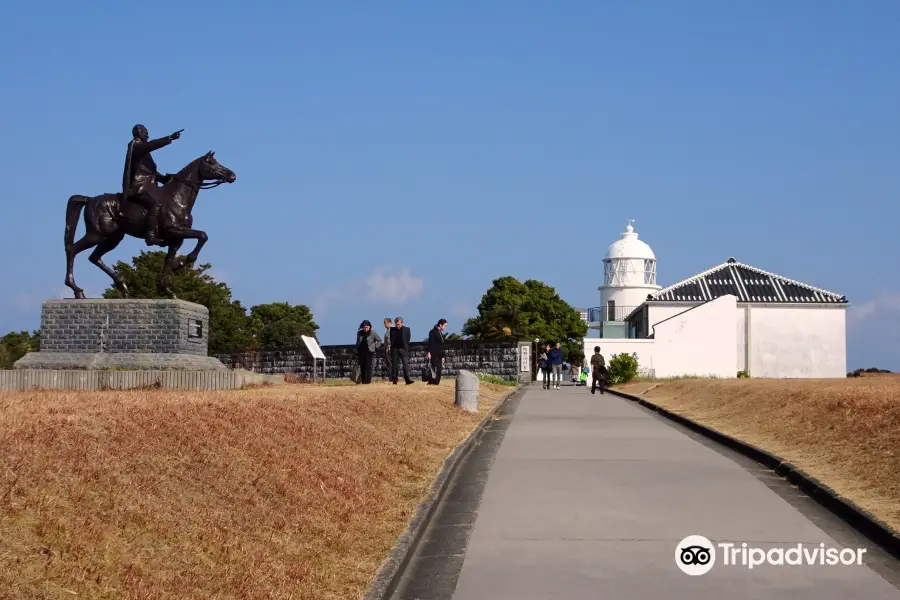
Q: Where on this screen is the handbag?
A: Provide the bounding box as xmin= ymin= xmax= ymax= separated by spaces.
xmin=422 ymin=359 xmax=438 ymax=382
xmin=350 ymin=362 xmax=361 ymax=383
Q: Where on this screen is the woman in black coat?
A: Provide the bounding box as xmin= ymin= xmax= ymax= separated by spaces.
xmin=355 ymin=320 xmax=382 ymax=384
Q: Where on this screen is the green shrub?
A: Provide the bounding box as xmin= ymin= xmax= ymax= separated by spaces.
xmin=737 ymin=370 xmax=749 ymax=378
xmin=475 ymin=372 xmax=518 ymax=386
xmin=607 ymin=352 xmax=639 ymax=385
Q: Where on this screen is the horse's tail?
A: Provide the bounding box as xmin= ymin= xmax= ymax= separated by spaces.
xmin=65 ymin=195 xmax=88 ymax=250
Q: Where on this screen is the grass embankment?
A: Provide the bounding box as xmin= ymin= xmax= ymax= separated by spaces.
xmin=0 ymin=379 xmax=512 ymax=600
xmin=614 ymin=374 xmax=900 ymax=533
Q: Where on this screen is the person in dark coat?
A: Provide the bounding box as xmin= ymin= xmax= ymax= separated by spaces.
xmin=590 ymin=346 xmax=607 ymax=395
xmin=381 ymin=317 xmax=393 ymax=380
xmin=355 ymin=320 xmax=382 ymax=384
xmin=389 ymin=316 xmax=414 ymax=385
xmin=548 ymin=342 xmax=565 ymax=390
xmin=539 ymin=343 xmax=552 ymax=389
xmin=426 ymin=318 xmax=448 ymax=385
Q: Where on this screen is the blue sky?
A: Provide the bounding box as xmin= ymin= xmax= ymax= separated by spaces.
xmin=1 ymin=1 xmax=898 ymax=369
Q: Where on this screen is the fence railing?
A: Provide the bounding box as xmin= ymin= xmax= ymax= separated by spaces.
xmin=585 ymin=305 xmax=641 ymax=323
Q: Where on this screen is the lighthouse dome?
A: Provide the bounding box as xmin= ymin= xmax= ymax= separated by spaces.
xmin=604 ymin=221 xmax=656 ymax=261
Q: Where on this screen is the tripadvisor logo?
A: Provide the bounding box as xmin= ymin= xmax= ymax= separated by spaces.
xmin=675 ymin=535 xmax=867 ymax=574
xmin=676 ymin=535 xmax=715 ymax=576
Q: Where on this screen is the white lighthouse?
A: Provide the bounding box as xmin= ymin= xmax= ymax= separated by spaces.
xmin=593 ymin=220 xmax=661 ymax=338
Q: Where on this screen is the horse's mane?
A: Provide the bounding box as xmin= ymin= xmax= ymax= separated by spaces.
xmin=173 ymin=153 xmax=211 ymax=178
xmin=161 ymin=152 xmax=214 ymax=191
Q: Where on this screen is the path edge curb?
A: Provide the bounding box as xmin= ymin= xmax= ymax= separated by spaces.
xmin=362 ymin=383 xmax=523 ymax=600
xmin=609 ymin=388 xmax=900 ymax=561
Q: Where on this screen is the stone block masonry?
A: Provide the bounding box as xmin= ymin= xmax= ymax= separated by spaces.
xmin=14 ymin=299 xmax=228 ymax=371
xmin=38 ymin=299 xmax=209 ymax=355
xmin=215 ymin=340 xmax=524 ymax=381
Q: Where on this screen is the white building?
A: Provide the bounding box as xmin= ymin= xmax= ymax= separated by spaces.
xmin=580 ymin=222 xmax=849 ymax=379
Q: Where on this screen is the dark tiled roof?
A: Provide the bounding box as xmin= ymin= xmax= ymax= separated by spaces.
xmin=649 ymin=259 xmax=847 ymax=304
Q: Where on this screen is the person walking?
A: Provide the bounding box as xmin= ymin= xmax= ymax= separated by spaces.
xmin=548 ymin=342 xmax=564 ymax=390
xmin=381 ymin=317 xmax=393 ymax=381
xmin=590 ymin=346 xmax=607 ymax=395
xmin=355 ymin=320 xmax=382 ymax=384
xmin=389 ymin=316 xmax=414 ymax=385
xmin=426 ymin=318 xmax=448 ymax=385
xmin=539 ymin=343 xmax=552 ymax=389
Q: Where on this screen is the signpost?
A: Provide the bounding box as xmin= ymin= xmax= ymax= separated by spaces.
xmin=516 ymin=340 xmax=533 ymax=384
xmin=302 ymin=335 xmax=327 ymax=383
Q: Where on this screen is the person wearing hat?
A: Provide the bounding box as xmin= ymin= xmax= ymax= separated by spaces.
xmin=590 ymin=346 xmax=607 ymax=395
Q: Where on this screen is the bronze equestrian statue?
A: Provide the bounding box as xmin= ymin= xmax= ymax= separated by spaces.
xmin=64 ymin=126 xmax=236 ymax=300
xmin=123 ymin=124 xmax=182 ymax=246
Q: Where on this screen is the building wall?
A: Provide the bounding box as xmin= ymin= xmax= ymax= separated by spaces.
xmin=746 ymin=306 xmax=847 ymax=378
xmin=582 ymin=338 xmax=657 ymax=377
xmin=736 ymin=307 xmax=747 ymax=373
xmin=650 ymin=295 xmax=737 ymax=378
xmin=643 ymin=300 xmax=846 ymax=378
xmin=646 ymin=304 xmax=694 ymax=332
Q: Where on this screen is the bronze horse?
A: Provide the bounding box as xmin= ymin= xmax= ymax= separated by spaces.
xmin=64 ymin=151 xmax=236 ymax=299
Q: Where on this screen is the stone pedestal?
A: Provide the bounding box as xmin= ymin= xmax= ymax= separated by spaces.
xmin=14 ymin=299 xmax=228 ymax=371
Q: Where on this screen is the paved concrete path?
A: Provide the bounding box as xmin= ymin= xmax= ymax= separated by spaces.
xmin=451 ymin=385 xmax=900 ymax=599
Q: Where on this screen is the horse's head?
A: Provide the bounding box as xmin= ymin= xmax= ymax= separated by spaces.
xmin=198 ymin=151 xmax=236 ymax=185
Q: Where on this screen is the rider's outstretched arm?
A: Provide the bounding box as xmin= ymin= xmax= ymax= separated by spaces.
xmin=133 ymin=136 xmax=173 ymax=156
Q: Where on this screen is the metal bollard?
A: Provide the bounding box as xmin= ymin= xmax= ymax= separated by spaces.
xmin=455 ymin=370 xmax=479 ymax=413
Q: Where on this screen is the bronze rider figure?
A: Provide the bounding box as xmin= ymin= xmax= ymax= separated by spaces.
xmin=122 ymin=124 xmax=183 ymax=245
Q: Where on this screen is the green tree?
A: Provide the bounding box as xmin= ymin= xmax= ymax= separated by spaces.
xmin=247 ymin=302 xmax=319 ymax=350
xmin=462 ymin=276 xmax=588 ymax=363
xmin=0 ymin=330 xmax=40 ymax=369
xmin=103 ymin=251 xmax=252 ymax=353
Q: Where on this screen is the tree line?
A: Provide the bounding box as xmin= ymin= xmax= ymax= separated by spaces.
xmin=1 ymin=253 xmax=587 ymax=367
xmin=459 ymin=276 xmax=587 ymax=364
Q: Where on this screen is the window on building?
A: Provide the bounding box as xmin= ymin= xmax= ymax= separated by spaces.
xmin=644 ymin=259 xmax=656 ymax=285
xmin=607 ymin=300 xmax=616 ymax=322
xmin=604 ymin=260 xmax=614 ymax=285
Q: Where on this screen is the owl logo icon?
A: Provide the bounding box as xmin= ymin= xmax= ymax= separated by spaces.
xmin=675 ymin=535 xmax=716 ymax=575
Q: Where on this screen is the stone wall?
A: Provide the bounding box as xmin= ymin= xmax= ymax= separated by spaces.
xmin=14 ymin=299 xmax=226 ymax=371
xmin=214 ymin=340 xmax=523 ymax=381
xmin=38 ymin=299 xmax=209 ymax=355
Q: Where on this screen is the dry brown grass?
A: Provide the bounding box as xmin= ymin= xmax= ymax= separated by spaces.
xmin=0 ymin=379 xmax=512 ymax=600
xmin=615 ymin=375 xmax=900 ymax=532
